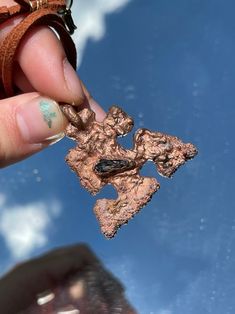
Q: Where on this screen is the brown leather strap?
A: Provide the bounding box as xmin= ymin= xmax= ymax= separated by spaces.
xmin=0 ymin=0 xmax=66 ymax=23
xmin=0 ymin=5 xmax=22 ymax=24
xmin=0 ymin=1 xmax=77 ymax=98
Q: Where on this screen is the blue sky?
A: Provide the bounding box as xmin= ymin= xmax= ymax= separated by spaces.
xmin=1 ymin=0 xmax=235 ymax=313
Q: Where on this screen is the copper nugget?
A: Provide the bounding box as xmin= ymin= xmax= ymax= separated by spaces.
xmin=65 ymin=106 xmax=198 ymax=238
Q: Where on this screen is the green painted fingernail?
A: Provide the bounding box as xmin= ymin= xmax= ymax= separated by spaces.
xmin=17 ymin=97 xmax=68 ymax=145
xmin=39 ymin=100 xmax=57 ymax=129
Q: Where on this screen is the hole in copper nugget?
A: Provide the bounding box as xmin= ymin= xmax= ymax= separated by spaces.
xmin=139 ymin=160 xmax=158 ymax=177
xmin=94 ymin=184 xmax=118 ymax=201
xmin=116 ymin=132 xmax=134 ymax=149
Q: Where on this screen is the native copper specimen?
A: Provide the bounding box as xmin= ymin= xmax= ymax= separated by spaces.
xmin=65 ymin=106 xmax=197 ymax=238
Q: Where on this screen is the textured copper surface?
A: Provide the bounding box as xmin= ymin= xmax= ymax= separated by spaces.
xmin=65 ymin=106 xmax=198 ymax=238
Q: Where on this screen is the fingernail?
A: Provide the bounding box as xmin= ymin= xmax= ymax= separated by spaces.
xmin=16 ymin=97 xmax=67 ymax=145
xmin=63 ymin=58 xmax=85 ymax=105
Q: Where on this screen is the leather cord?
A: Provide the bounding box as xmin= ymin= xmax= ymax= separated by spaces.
xmin=0 ymin=0 xmax=66 ymax=23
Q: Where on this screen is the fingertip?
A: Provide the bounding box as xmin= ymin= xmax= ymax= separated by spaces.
xmin=89 ymin=99 xmax=106 ymax=122
xmin=79 ymin=81 xmax=106 ymax=121
xmin=0 ymin=94 xmax=67 ymax=168
xmin=16 ymin=26 xmax=85 ymax=105
xmin=62 ymin=57 xmax=86 ymax=105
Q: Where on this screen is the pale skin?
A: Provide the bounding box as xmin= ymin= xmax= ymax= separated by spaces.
xmin=0 ymin=0 xmax=106 ymax=168
xmin=0 ymin=1 xmax=107 ymax=311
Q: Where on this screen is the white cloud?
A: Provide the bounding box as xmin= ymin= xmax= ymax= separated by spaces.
xmin=157 ymin=310 xmax=172 ymax=314
xmin=72 ymin=0 xmax=132 ymax=66
xmin=0 ymin=197 xmax=61 ymax=260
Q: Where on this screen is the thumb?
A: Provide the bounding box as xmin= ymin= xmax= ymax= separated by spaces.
xmin=0 ymin=92 xmax=68 ymax=168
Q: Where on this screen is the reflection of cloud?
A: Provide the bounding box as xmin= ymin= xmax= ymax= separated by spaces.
xmin=72 ymin=0 xmax=132 ymax=66
xmin=107 ymin=256 xmax=137 ymax=295
xmin=0 ymin=193 xmax=6 ymax=207
xmin=0 ymin=197 xmax=61 ymax=259
xmin=106 ymin=256 xmax=152 ymax=314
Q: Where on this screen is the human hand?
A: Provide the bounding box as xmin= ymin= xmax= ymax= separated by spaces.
xmin=0 ymin=244 xmax=137 ymax=314
xmin=0 ymin=244 xmax=100 ymax=313
xmin=0 ymin=0 xmax=106 ymax=168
